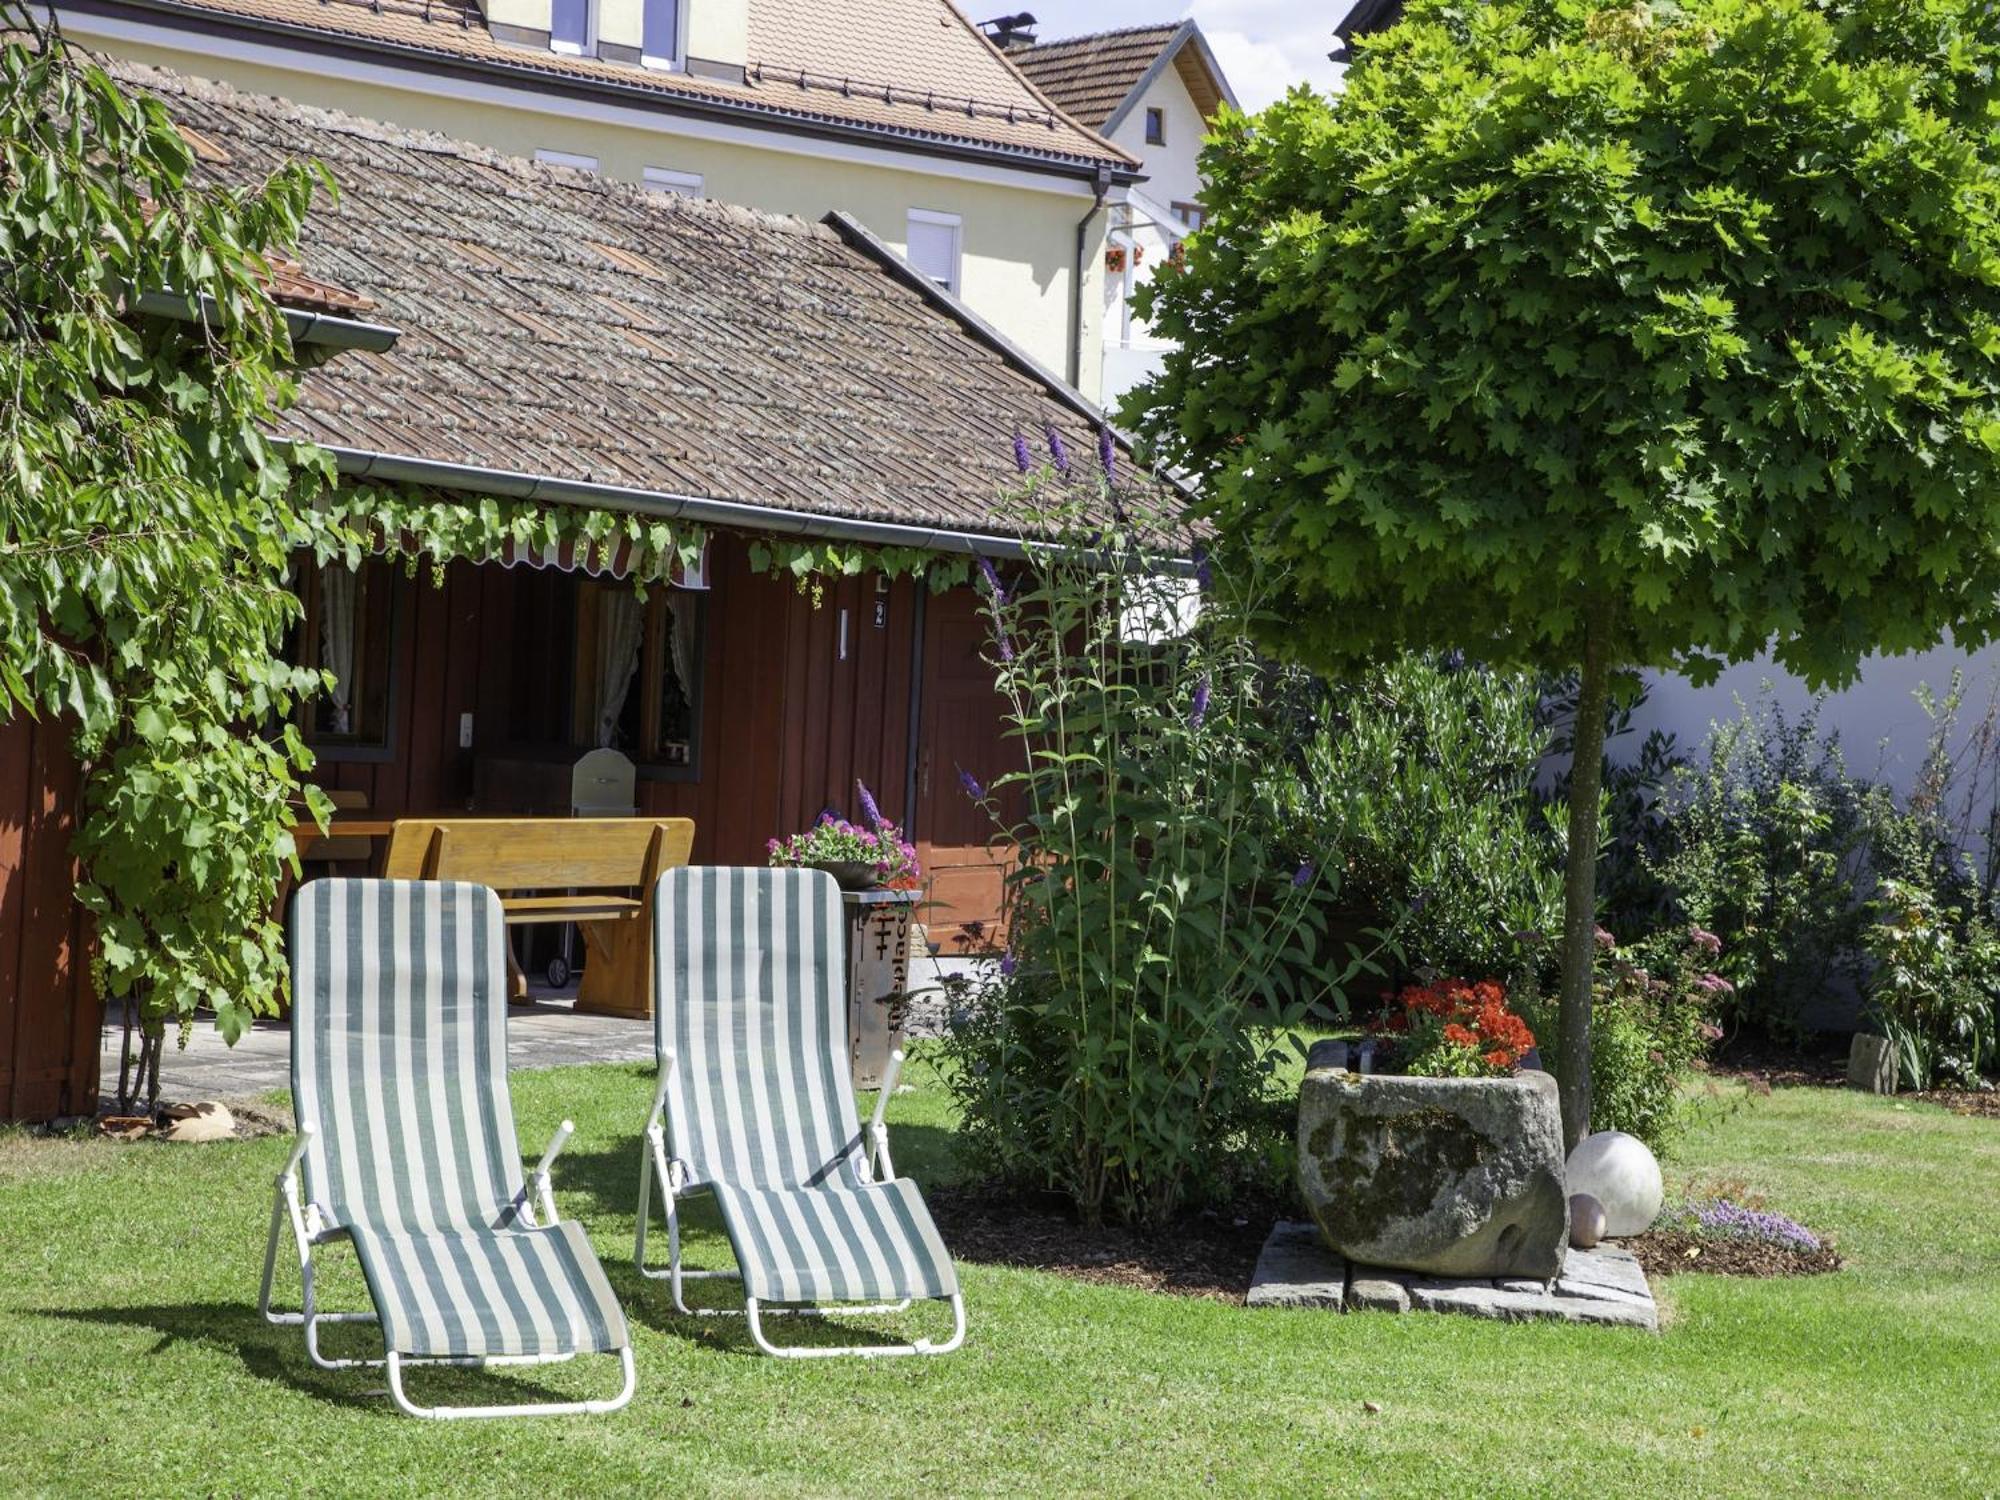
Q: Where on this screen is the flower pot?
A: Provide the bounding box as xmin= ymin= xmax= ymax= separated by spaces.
xmin=811 ymin=859 xmax=879 ymax=891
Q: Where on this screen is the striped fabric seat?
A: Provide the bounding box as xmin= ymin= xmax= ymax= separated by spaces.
xmin=653 ymin=865 xmax=959 ymax=1306
xmin=290 ymin=878 xmax=629 ymax=1360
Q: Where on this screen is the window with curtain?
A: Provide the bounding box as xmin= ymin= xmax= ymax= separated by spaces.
xmin=641 ymin=0 xmax=681 ymax=66
xmin=572 ymin=582 xmax=703 ymax=769
xmin=905 ymin=209 xmax=962 ymax=294
xmin=293 ymin=558 xmax=397 ymax=750
xmin=550 ymin=0 xmax=593 ymax=55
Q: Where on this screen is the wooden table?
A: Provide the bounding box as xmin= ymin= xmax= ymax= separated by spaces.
xmin=289 ymin=818 xmax=397 ymax=862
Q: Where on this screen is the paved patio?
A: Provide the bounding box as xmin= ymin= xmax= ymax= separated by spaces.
xmin=98 ymin=950 xmax=987 ymax=1106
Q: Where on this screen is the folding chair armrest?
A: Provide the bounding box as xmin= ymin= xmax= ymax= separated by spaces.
xmin=530 ymin=1119 xmax=574 ymax=1225
xmin=643 ymin=1050 xmax=675 ymax=1132
xmin=867 ymin=1049 xmax=904 ymax=1182
xmin=278 ymin=1125 xmax=313 ymax=1186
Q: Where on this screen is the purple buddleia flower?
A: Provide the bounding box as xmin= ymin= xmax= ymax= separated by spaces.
xmin=1188 ymin=675 xmax=1211 ymax=729
xmin=999 ymin=951 xmax=1017 ymax=978
xmin=856 ymin=779 xmax=885 ymax=830
xmin=1045 ymin=423 xmax=1071 ymax=474
xmin=959 ymin=768 xmax=986 ymax=801
xmin=1011 ymin=429 xmax=1033 ymax=474
xmin=1292 ymin=862 xmax=1314 ymax=889
xmin=976 ymin=556 xmax=1007 ymax=605
xmin=1097 ymin=425 xmax=1116 ymax=485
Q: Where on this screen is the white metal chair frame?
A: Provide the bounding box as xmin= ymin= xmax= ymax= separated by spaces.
xmin=260 ymin=1119 xmax=637 ymax=1419
xmin=634 ymin=1045 xmax=967 ymax=1359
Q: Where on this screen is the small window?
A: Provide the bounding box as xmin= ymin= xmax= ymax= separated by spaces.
xmin=1171 ymin=201 xmax=1205 ymax=230
xmin=906 ymin=209 xmax=962 ymax=295
xmin=535 ymin=148 xmax=599 ymax=173
xmin=644 ymin=166 xmax=704 ymax=197
xmin=550 ymin=0 xmax=593 ymax=55
xmin=571 ymin=581 xmax=703 ymax=769
xmin=293 ymin=558 xmax=399 ymax=752
xmin=641 ymin=0 xmax=681 ymax=67
xmin=1144 ymin=107 xmax=1165 ymax=146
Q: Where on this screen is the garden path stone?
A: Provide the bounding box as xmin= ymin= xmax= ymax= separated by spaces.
xmin=1247 ymin=1223 xmax=1657 ymax=1331
xmin=1245 ymin=1221 xmax=1346 ymax=1309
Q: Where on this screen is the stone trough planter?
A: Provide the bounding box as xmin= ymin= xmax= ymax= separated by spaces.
xmin=1296 ymin=1046 xmax=1569 ymax=1281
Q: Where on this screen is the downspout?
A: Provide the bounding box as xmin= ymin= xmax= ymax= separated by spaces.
xmin=1068 ymin=164 xmax=1112 ymax=389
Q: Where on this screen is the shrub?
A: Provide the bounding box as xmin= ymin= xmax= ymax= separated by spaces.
xmin=1643 ymin=696 xmax=1871 ymax=1037
xmin=943 ymin=465 xmax=1353 ymax=1229
xmin=1863 ymin=877 xmax=1999 ymax=1089
xmin=1371 ymin=978 xmax=1536 ymax=1078
xmin=1276 ymin=655 xmax=1561 ymax=981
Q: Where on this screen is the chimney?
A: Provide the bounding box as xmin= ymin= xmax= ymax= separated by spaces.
xmin=978 ymin=11 xmax=1039 ymax=51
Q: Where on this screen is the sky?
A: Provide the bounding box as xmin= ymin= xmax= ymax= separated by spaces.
xmin=1011 ymin=1 xmax=1355 ymax=112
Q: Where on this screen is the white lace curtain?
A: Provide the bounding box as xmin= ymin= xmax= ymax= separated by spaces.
xmin=318 ymin=563 xmax=357 ymax=734
xmin=667 ymin=598 xmax=698 ymax=698
xmin=594 ymin=588 xmax=647 ymax=748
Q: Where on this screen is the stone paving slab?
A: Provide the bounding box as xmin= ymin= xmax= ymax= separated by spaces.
xmin=1247 ymin=1221 xmax=1659 ymax=1332
xmin=1245 ymin=1221 xmax=1347 ymax=1308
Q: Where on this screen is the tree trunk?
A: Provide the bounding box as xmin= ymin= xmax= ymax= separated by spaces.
xmin=1558 ymin=598 xmax=1614 ymax=1150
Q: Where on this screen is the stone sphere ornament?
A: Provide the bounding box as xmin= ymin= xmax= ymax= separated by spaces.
xmin=1568 ymin=1193 xmax=1607 ymax=1249
xmin=1565 ymin=1131 xmax=1664 ymax=1237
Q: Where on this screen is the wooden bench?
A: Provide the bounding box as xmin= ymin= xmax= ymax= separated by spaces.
xmin=382 ymin=817 xmax=696 ymax=1018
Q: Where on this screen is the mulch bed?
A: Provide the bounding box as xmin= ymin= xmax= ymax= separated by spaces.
xmin=926 ymin=1186 xmax=1271 ymax=1302
xmin=1911 ymin=1087 xmax=2000 ymax=1120
xmin=1624 ymin=1229 xmax=1842 ymax=1279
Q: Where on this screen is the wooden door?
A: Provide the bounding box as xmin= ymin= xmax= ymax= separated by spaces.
xmin=914 ymin=587 xmax=1014 ymax=952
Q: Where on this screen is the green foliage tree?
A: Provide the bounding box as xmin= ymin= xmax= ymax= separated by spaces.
xmin=1 ymin=9 xmax=334 ymax=1075
xmin=1131 ymin=0 xmax=2000 ymax=1144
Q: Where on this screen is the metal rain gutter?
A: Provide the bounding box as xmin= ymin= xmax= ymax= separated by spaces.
xmin=131 ymin=288 xmax=402 ymax=352
xmin=316 ymin=445 xmax=1039 ymax=560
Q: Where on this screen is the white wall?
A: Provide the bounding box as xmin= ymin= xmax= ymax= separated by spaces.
xmin=1624 ymin=639 xmax=2000 ymax=796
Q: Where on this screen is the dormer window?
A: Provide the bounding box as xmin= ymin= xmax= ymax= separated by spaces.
xmin=642 ymin=0 xmax=682 ymax=68
xmin=551 ymin=0 xmax=594 ymax=56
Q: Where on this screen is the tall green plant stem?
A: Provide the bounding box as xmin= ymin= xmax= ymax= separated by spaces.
xmin=1558 ymin=594 xmax=1615 ymax=1148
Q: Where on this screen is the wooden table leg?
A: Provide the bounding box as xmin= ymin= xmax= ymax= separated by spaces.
xmin=505 ymin=930 xmax=531 ymax=1004
xmin=574 ymin=919 xmax=652 ymax=1019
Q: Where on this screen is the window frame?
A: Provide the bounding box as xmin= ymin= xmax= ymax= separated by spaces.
xmin=534 ymin=148 xmax=600 ymax=173
xmin=643 ymin=166 xmax=704 ymax=197
xmin=569 ymin=581 xmax=707 ymax=782
xmin=905 ymin=208 xmax=964 ymax=296
xmin=640 ymin=0 xmax=684 ymax=70
xmin=548 ymin=0 xmax=597 ymax=57
xmin=1144 ymin=107 xmax=1165 ymax=146
xmin=291 ymin=557 xmax=404 ymax=764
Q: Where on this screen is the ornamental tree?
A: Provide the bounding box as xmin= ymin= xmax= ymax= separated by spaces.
xmin=1131 ymin=0 xmax=2000 ymax=1144
xmin=1 ymin=9 xmax=332 ymax=1087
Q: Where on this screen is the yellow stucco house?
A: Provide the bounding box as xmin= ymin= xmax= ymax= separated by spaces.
xmin=59 ymin=0 xmax=1140 ymax=397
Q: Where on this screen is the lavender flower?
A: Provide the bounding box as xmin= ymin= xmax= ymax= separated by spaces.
xmin=1097 ymin=425 xmax=1116 ymax=485
xmin=856 ymin=779 xmax=885 ymax=830
xmin=959 ymin=768 xmax=986 ymax=801
xmin=976 ymin=556 xmax=1007 ymax=605
xmin=1292 ymin=862 xmax=1314 ymax=889
xmin=1011 ymin=429 xmax=1033 ymax=475
xmin=999 ymin=951 xmax=1018 ymax=978
xmin=1188 ymin=675 xmax=1211 ymax=729
xmin=1684 ymin=1198 xmax=1822 ymax=1253
xmin=1045 ymin=423 xmax=1071 ymax=475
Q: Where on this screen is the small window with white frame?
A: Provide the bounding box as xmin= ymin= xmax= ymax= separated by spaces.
xmin=1171 ymin=201 xmax=1206 ymax=230
xmin=641 ymin=0 xmax=682 ymax=68
xmin=535 ymin=148 xmax=599 ymax=173
xmin=549 ymin=0 xmax=595 ymax=55
xmin=905 ymin=209 xmax=962 ymax=295
xmin=644 ymin=166 xmax=704 ymax=198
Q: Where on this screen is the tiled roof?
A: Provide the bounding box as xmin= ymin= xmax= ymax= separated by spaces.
xmin=77 ymin=0 xmax=1136 ymax=171
xmin=122 ymin=61 xmax=1140 ymax=541
xmin=1009 ymin=23 xmax=1181 ymax=131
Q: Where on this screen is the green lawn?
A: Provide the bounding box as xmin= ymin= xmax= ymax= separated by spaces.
xmin=0 ymin=1059 xmax=1993 ymax=1498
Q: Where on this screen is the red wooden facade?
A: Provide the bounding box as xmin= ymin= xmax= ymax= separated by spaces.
xmin=0 ymin=530 xmax=1014 ymax=1120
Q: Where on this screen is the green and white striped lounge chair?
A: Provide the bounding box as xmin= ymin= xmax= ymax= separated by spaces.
xmin=260 ymin=878 xmax=636 ymax=1418
xmin=635 ymin=866 xmax=964 ymax=1358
